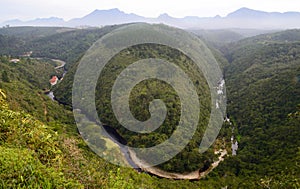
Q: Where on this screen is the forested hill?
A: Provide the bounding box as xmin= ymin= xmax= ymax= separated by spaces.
xmin=0 ymin=25 xmax=123 ymax=69
xmin=53 ymin=28 xmax=300 ymax=186
xmin=0 ymin=26 xmax=74 ymax=40
xmin=0 ymin=55 xmax=221 ymax=189
xmin=0 ymin=56 xmax=73 ymax=124
xmin=212 ymin=29 xmax=300 ymax=185
xmin=0 ymin=26 xmax=299 ymax=188
xmin=0 ymin=27 xmax=73 ymax=56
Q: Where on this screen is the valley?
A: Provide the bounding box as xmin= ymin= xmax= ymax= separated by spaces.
xmin=0 ymin=25 xmax=299 ymax=188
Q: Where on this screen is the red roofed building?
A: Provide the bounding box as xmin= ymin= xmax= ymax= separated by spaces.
xmin=49 ymin=76 xmax=58 ymax=86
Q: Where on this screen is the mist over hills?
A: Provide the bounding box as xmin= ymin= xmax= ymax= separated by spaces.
xmin=2 ymin=7 xmax=300 ymax=29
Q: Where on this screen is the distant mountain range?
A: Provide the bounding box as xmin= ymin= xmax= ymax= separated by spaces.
xmin=2 ymin=7 xmax=300 ymax=29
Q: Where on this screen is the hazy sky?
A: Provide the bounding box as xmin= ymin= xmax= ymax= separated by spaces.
xmin=1 ymin=0 xmax=300 ymax=23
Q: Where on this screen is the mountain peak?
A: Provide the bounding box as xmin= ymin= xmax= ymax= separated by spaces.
xmin=158 ymin=13 xmax=174 ymax=20
xmin=159 ymin=13 xmax=170 ymax=17
xmin=227 ymin=7 xmax=267 ymax=18
xmin=2 ymin=7 xmax=300 ymax=29
xmin=69 ymin=8 xmax=144 ymax=26
xmin=90 ymin=8 xmax=123 ymax=15
xmin=236 ymin=7 xmax=254 ymax=12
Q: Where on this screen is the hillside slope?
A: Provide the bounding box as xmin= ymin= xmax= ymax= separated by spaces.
xmin=211 ymin=30 xmax=300 ymax=186
xmin=0 ymin=26 xmax=299 ymax=188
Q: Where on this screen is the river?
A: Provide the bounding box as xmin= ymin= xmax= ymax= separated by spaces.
xmin=102 ymin=124 xmax=227 ymax=179
xmin=46 ymin=91 xmax=55 ymax=101
xmin=45 ymin=59 xmax=67 ymax=101
xmin=102 ymin=125 xmax=142 ymax=172
xmin=45 ymin=58 xmax=228 ymax=179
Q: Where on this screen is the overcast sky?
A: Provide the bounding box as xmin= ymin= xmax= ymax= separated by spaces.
xmin=1 ymin=0 xmax=300 ymax=23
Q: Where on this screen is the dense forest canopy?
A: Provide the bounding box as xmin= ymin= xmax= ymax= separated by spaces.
xmin=0 ymin=26 xmax=299 ymax=188
xmin=94 ymin=43 xmax=213 ymax=173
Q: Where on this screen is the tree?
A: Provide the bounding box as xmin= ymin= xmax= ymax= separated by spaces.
xmin=2 ymin=71 xmax=9 ymax=82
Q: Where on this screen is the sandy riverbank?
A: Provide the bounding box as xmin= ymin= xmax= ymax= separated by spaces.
xmin=128 ymin=148 xmax=227 ymax=179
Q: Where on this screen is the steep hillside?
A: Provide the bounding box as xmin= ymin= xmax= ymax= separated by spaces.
xmin=0 ymin=26 xmax=299 ymax=188
xmin=0 ymin=56 xmax=72 ymax=123
xmin=0 ymin=52 xmax=235 ymax=189
xmin=54 ymin=28 xmax=300 ymax=186
xmin=212 ymin=29 xmax=300 ymax=186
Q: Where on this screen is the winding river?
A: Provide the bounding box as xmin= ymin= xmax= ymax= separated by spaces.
xmin=45 ymin=58 xmax=228 ymax=180
xmin=102 ymin=125 xmax=142 ymax=172
xmin=102 ymin=124 xmax=227 ymax=180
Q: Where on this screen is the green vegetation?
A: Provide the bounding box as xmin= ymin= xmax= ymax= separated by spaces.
xmin=0 ymin=56 xmax=71 ymax=123
xmin=0 ymin=48 xmax=227 ymax=189
xmin=0 ymin=95 xmax=82 ymax=188
xmin=0 ymin=87 xmax=139 ymax=188
xmin=95 ymin=44 xmax=213 ymax=173
xmin=0 ymin=34 xmax=25 ymax=56
xmin=190 ymin=29 xmax=244 ymax=50
xmin=1 ymin=70 xmax=9 ymax=82
xmin=0 ymin=26 xmax=299 ymax=188
xmin=0 ymin=26 xmax=74 ymax=40
xmin=210 ymin=29 xmax=300 ymax=187
xmin=0 ymin=25 xmax=124 ymax=69
xmin=54 ymin=28 xmax=300 ymax=187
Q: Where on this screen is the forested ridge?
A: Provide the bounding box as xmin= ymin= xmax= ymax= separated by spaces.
xmin=0 ymin=26 xmax=299 ymax=188
xmin=94 ymin=43 xmax=213 ymax=173
xmin=0 ymin=25 xmax=125 ymax=69
xmin=212 ymin=29 xmax=300 ymax=187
